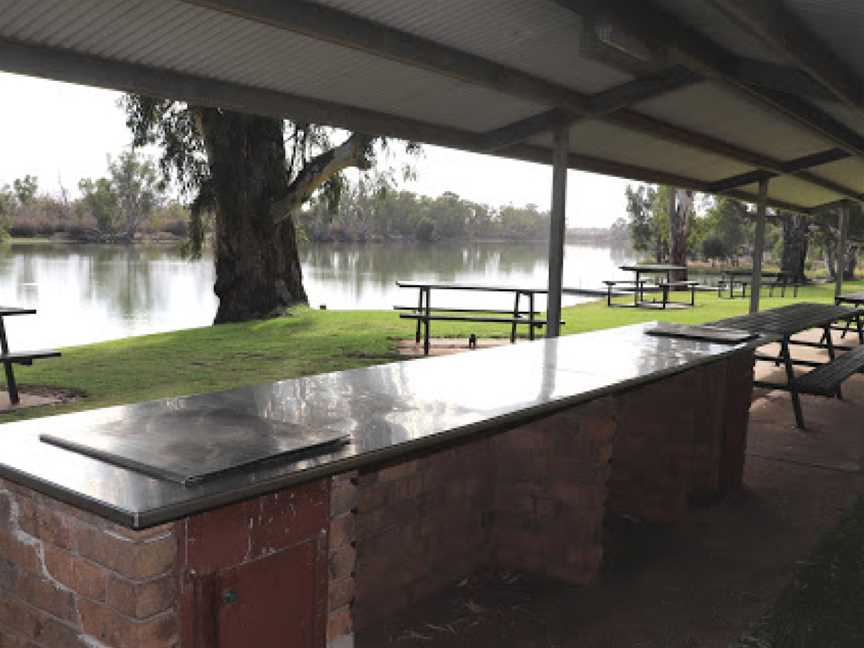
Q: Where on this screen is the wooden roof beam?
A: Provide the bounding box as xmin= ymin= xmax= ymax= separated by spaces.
xmin=709 ymin=0 xmax=863 ymax=108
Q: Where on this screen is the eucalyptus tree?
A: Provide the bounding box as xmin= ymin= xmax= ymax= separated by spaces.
xmin=122 ymin=96 xmax=416 ymax=323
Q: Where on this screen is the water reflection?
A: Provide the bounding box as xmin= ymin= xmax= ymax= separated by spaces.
xmin=0 ymin=240 xmax=635 ymax=348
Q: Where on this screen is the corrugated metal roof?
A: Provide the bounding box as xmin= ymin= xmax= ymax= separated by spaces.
xmin=314 ymin=0 xmax=634 ymax=93
xmin=0 ymin=0 xmax=544 ymax=132
xmin=787 ymin=0 xmax=864 ymax=79
xmin=633 ymin=82 xmax=834 ymax=161
xmin=0 ymin=0 xmax=861 ymax=212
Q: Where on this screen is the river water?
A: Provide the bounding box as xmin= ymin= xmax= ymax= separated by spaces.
xmin=0 ymin=241 xmax=635 ymax=348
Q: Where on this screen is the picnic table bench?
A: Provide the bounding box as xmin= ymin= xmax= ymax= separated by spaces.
xmin=718 ymin=270 xmax=800 ymax=299
xmin=834 ymin=292 xmax=864 ymax=339
xmin=711 ymin=302 xmax=864 ymax=428
xmin=0 ymin=306 xmax=61 ymax=406
xmin=395 ymin=281 xmax=563 ymax=355
xmin=607 ymin=264 xmax=699 ymax=308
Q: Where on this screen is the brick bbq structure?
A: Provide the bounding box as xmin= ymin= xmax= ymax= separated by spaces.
xmin=0 ymin=323 xmax=754 ymax=647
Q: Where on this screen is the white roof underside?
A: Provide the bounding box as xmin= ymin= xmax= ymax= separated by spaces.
xmin=0 ymin=0 xmax=862 ymax=213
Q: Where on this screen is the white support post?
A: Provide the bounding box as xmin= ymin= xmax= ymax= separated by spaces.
xmin=546 ymin=126 xmax=569 ymax=338
xmin=835 ymin=203 xmax=849 ymax=298
xmin=749 ymin=178 xmax=769 ymax=314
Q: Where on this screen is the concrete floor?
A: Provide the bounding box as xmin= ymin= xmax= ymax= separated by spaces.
xmin=364 ymin=327 xmax=864 ymax=647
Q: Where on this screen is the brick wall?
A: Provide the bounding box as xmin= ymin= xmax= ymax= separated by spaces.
xmin=0 ymin=352 xmax=754 ymax=648
xmin=340 ymin=396 xmax=617 ymax=638
xmin=0 ymin=477 xmax=179 ymax=648
xmin=608 ymin=353 xmax=754 ymax=523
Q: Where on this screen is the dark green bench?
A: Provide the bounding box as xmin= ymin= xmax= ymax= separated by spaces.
xmin=793 ymin=345 xmax=864 ymax=397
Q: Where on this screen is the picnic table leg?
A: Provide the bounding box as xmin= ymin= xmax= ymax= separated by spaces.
xmin=510 ymin=292 xmax=520 ymax=343
xmin=528 ymin=292 xmax=536 ymax=341
xmin=415 ymin=288 xmax=424 ymax=343
xmin=781 ymin=338 xmax=805 ymax=428
xmin=823 ymin=325 xmax=842 ymax=399
xmin=0 ymin=318 xmax=18 ymax=406
xmin=423 ymin=317 xmax=430 ymax=356
xmin=661 ymin=284 xmax=668 ymax=309
xmin=634 ymin=272 xmax=640 ymax=307
xmin=690 ymin=284 xmax=696 ymax=306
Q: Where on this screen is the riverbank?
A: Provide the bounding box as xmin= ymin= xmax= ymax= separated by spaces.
xmin=4 ymin=278 xmax=860 ymax=422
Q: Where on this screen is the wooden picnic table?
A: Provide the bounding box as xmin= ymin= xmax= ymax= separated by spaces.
xmin=711 ymin=302 xmax=864 ymax=427
xmin=395 ymin=281 xmax=556 ymax=355
xmin=0 ymin=305 xmax=61 ymax=406
xmin=615 ymin=264 xmax=692 ymax=308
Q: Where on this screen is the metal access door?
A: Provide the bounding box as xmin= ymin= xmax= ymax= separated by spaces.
xmin=199 ymin=543 xmax=321 ymax=647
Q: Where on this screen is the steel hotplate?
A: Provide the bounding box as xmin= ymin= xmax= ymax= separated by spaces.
xmin=40 ymin=408 xmax=349 ymax=486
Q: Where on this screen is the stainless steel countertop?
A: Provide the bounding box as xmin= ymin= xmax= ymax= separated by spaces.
xmin=0 ymin=322 xmax=750 ymax=529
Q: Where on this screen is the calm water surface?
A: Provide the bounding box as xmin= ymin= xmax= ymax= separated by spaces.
xmin=0 ymin=241 xmax=635 ymax=348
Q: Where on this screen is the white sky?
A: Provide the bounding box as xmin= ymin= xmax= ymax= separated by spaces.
xmin=0 ymin=71 xmax=631 ymax=228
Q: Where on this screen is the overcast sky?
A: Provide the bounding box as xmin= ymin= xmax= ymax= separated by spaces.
xmin=0 ymin=71 xmax=631 ymax=228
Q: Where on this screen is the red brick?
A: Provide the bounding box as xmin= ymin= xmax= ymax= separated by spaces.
xmin=43 ymin=544 xmax=108 ymax=602
xmin=106 ymin=573 xmax=176 ymax=620
xmin=9 ymin=568 xmax=78 ymax=623
xmin=376 ymin=460 xmax=417 ymax=483
xmin=31 ymin=613 xmax=86 ymax=648
xmin=330 ymin=479 xmax=358 ymax=517
xmin=0 ymin=628 xmax=29 ymax=648
xmin=0 ymin=594 xmax=39 ymax=640
xmin=0 ymin=532 xmax=41 ymax=577
xmin=329 ymin=545 xmax=356 ymax=581
xmin=32 ymin=505 xmax=74 ymax=550
xmin=328 ymin=576 xmax=355 ymax=610
xmin=104 ymin=521 xmax=176 ymax=543
xmin=327 ymin=605 xmax=352 ymax=641
xmin=79 ymin=599 xmax=177 ymax=648
xmin=329 ymin=514 xmax=354 ymax=551
xmin=75 ymin=524 xmax=177 ymax=580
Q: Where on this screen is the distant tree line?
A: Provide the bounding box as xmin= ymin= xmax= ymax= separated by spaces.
xmin=297 ymin=179 xmax=555 ymax=243
xmin=624 ymin=183 xmax=861 ymax=281
xmin=0 ymin=150 xmax=189 ymax=243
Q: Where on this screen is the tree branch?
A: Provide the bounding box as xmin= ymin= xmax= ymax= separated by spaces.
xmin=271 ymin=133 xmax=374 ymax=223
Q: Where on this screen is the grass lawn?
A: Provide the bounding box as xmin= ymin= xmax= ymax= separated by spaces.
xmin=5 ymin=278 xmax=861 ymax=423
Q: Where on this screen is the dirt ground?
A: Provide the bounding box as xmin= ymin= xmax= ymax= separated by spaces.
xmin=360 ymin=330 xmax=864 ymax=647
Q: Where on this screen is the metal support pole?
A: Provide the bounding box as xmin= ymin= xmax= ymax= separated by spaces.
xmin=835 ymin=203 xmax=849 ymax=299
xmin=546 ymin=126 xmax=569 ymax=338
xmin=749 ymin=178 xmax=769 ymax=314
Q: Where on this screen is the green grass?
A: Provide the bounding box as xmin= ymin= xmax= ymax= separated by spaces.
xmin=734 ymin=497 xmax=864 ymax=648
xmin=5 ymin=279 xmax=861 ymax=423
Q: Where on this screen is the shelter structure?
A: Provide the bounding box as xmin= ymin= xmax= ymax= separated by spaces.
xmin=1 ymin=0 xmax=863 ymax=317
xmin=2 ymin=5 xmax=864 ymax=648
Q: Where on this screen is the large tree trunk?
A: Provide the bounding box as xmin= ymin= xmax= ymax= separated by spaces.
xmin=668 ymin=189 xmax=691 ymax=282
xmin=196 ymin=108 xmax=307 ymax=323
xmin=779 ymin=212 xmax=809 ymax=283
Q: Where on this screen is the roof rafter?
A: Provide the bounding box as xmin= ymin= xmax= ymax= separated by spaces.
xmin=482 ymin=67 xmax=700 ymax=151
xmin=709 ymin=148 xmax=852 ymax=193
xmin=709 ymin=0 xmax=863 ymax=108
xmin=0 ymin=37 xmax=810 ymax=216
xmin=179 ymin=0 xmax=851 ymax=205
xmin=180 ymin=0 xmax=593 ymax=114
xmin=555 ymin=0 xmax=864 ymax=159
